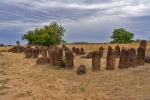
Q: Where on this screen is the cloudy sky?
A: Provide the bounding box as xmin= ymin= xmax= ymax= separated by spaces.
xmin=0 ymin=0 xmax=150 ymax=45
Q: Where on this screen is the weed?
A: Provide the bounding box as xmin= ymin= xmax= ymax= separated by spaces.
xmin=0 ymin=91 xmax=8 ymax=95
xmin=80 ymin=86 xmax=85 ymax=92
xmin=60 ymin=56 xmax=66 ymax=67
xmin=26 ymin=90 xmax=32 ymax=96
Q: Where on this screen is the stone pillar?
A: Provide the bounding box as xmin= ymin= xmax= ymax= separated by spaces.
xmin=115 ymin=45 xmax=120 ymax=58
xmin=137 ymin=47 xmax=145 ymax=65
xmin=80 ymin=47 xmax=85 ymax=55
xmin=40 ymin=47 xmax=47 ymax=58
xmin=65 ymin=50 xmax=74 ymax=69
xmin=77 ymin=65 xmax=86 ymax=75
xmin=12 ymin=46 xmax=17 ymax=53
xmin=92 ymin=51 xmax=101 ymax=71
xmin=72 ymin=47 xmax=76 ymax=53
xmin=140 ymin=40 xmax=147 ymax=49
xmin=119 ymin=47 xmax=128 ymax=69
xmin=17 ymin=46 xmax=22 ymax=53
xmin=128 ymin=48 xmax=137 ymax=67
xmin=25 ymin=47 xmax=32 ymax=58
xmin=54 ymin=48 xmax=63 ymax=67
xmin=62 ymin=44 xmax=66 ymax=51
xmin=48 ymin=49 xmax=55 ymax=65
xmin=32 ymin=48 xmax=39 ymax=58
xmin=106 ymin=49 xmax=116 ymax=70
xmin=99 ymin=46 xmax=104 ymax=57
xmin=75 ymin=48 xmax=80 ymax=55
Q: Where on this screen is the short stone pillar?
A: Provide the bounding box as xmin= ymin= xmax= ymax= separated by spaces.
xmin=54 ymin=48 xmax=63 ymax=67
xmin=48 ymin=49 xmax=55 ymax=65
xmin=17 ymin=46 xmax=22 ymax=53
xmin=72 ymin=47 xmax=76 ymax=53
xmin=128 ymin=48 xmax=137 ymax=67
xmin=80 ymin=47 xmax=85 ymax=55
xmin=65 ymin=50 xmax=74 ymax=69
xmin=75 ymin=48 xmax=80 ymax=55
xmin=106 ymin=49 xmax=116 ymax=70
xmin=115 ymin=45 xmax=120 ymax=58
xmin=92 ymin=51 xmax=101 ymax=71
xmin=99 ymin=46 xmax=104 ymax=57
xmin=140 ymin=40 xmax=147 ymax=49
xmin=25 ymin=47 xmax=32 ymax=58
xmin=137 ymin=47 xmax=145 ymax=65
xmin=40 ymin=47 xmax=47 ymax=58
xmin=119 ymin=47 xmax=128 ymax=69
xmin=32 ymin=48 xmax=39 ymax=58
xmin=12 ymin=46 xmax=17 ymax=53
xmin=77 ymin=65 xmax=86 ymax=75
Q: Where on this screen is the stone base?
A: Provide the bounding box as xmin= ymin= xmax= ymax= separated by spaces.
xmin=77 ymin=65 xmax=86 ymax=75
xmin=36 ymin=58 xmax=49 ymax=65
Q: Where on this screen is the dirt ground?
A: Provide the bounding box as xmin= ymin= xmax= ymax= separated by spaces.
xmin=0 ymin=44 xmax=150 ymax=100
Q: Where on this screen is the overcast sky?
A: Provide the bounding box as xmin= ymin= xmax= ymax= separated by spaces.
xmin=0 ymin=0 xmax=150 ymax=45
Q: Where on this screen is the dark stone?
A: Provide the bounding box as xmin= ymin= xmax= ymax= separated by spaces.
xmin=54 ymin=48 xmax=63 ymax=67
xmin=128 ymin=48 xmax=137 ymax=67
xmin=137 ymin=47 xmax=145 ymax=65
xmin=106 ymin=49 xmax=116 ymax=70
xmin=145 ymin=56 xmax=150 ymax=64
xmin=119 ymin=47 xmax=128 ymax=69
xmin=115 ymin=45 xmax=120 ymax=58
xmin=80 ymin=47 xmax=85 ymax=55
xmin=77 ymin=65 xmax=86 ymax=75
xmin=36 ymin=58 xmax=49 ymax=65
xmin=92 ymin=51 xmax=101 ymax=71
xmin=48 ymin=49 xmax=55 ymax=65
xmin=99 ymin=46 xmax=104 ymax=57
xmin=12 ymin=46 xmax=17 ymax=53
xmin=75 ymin=48 xmax=80 ymax=55
xmin=86 ymin=52 xmax=93 ymax=58
xmin=72 ymin=47 xmax=76 ymax=53
xmin=17 ymin=46 xmax=22 ymax=53
xmin=65 ymin=50 xmax=74 ymax=69
xmin=32 ymin=48 xmax=39 ymax=58
xmin=25 ymin=46 xmax=32 ymax=58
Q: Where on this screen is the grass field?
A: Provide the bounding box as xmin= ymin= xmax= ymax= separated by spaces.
xmin=0 ymin=42 xmax=150 ymax=100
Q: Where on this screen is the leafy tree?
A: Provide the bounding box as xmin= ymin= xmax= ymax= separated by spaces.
xmin=16 ymin=41 xmax=20 ymax=46
xmin=110 ymin=28 xmax=134 ymax=43
xmin=21 ymin=22 xmax=66 ymax=46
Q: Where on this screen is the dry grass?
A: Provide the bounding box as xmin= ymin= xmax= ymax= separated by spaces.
xmin=0 ymin=42 xmax=150 ymax=100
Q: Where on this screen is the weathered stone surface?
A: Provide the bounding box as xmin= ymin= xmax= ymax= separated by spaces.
xmin=40 ymin=47 xmax=47 ymax=58
xmin=80 ymin=47 xmax=85 ymax=55
xmin=106 ymin=49 xmax=116 ymax=70
xmin=115 ymin=45 xmax=120 ymax=58
xmin=75 ymin=48 xmax=80 ymax=55
xmin=72 ymin=47 xmax=76 ymax=53
xmin=32 ymin=48 xmax=39 ymax=58
xmin=128 ymin=48 xmax=137 ymax=67
xmin=25 ymin=46 xmax=32 ymax=58
xmin=48 ymin=49 xmax=55 ymax=65
xmin=54 ymin=48 xmax=63 ymax=67
xmin=137 ymin=47 xmax=145 ymax=65
xmin=12 ymin=46 xmax=17 ymax=53
xmin=140 ymin=40 xmax=147 ymax=49
xmin=92 ymin=51 xmax=101 ymax=71
xmin=36 ymin=58 xmax=49 ymax=65
xmin=145 ymin=56 xmax=150 ymax=64
xmin=119 ymin=47 xmax=128 ymax=69
xmin=65 ymin=50 xmax=74 ymax=69
xmin=62 ymin=44 xmax=66 ymax=51
xmin=99 ymin=46 xmax=104 ymax=57
xmin=77 ymin=65 xmax=86 ymax=75
xmin=17 ymin=46 xmax=22 ymax=53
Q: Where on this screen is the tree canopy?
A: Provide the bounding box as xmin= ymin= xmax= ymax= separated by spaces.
xmin=110 ymin=28 xmax=134 ymax=43
xmin=21 ymin=22 xmax=66 ymax=46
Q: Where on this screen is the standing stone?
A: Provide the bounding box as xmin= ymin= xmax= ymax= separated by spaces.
xmin=80 ymin=47 xmax=85 ymax=55
xmin=77 ymin=65 xmax=86 ymax=75
xmin=50 ymin=44 xmax=57 ymax=49
xmin=99 ymin=46 xmax=104 ymax=57
xmin=137 ymin=47 xmax=145 ymax=65
xmin=25 ymin=47 xmax=32 ymax=58
xmin=17 ymin=46 xmax=22 ymax=53
xmin=115 ymin=45 xmax=120 ymax=58
xmin=128 ymin=48 xmax=137 ymax=67
xmin=22 ymin=46 xmax=25 ymax=52
xmin=32 ymin=48 xmax=39 ymax=58
xmin=65 ymin=50 xmax=74 ymax=69
xmin=40 ymin=47 xmax=47 ymax=58
xmin=119 ymin=47 xmax=128 ymax=69
xmin=48 ymin=49 xmax=55 ymax=65
xmin=72 ymin=47 xmax=76 ymax=53
xmin=140 ymin=40 xmax=147 ymax=49
xmin=75 ymin=48 xmax=80 ymax=55
xmin=12 ymin=46 xmax=17 ymax=53
xmin=92 ymin=51 xmax=101 ymax=71
xmin=106 ymin=49 xmax=116 ymax=70
xmin=54 ymin=48 xmax=63 ymax=67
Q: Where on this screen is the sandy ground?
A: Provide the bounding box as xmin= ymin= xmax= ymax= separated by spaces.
xmin=0 ymin=50 xmax=150 ymax=100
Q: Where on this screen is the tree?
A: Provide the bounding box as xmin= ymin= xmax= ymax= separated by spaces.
xmin=16 ymin=41 xmax=20 ymax=46
xmin=110 ymin=28 xmax=134 ymax=43
xmin=21 ymin=22 xmax=66 ymax=46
